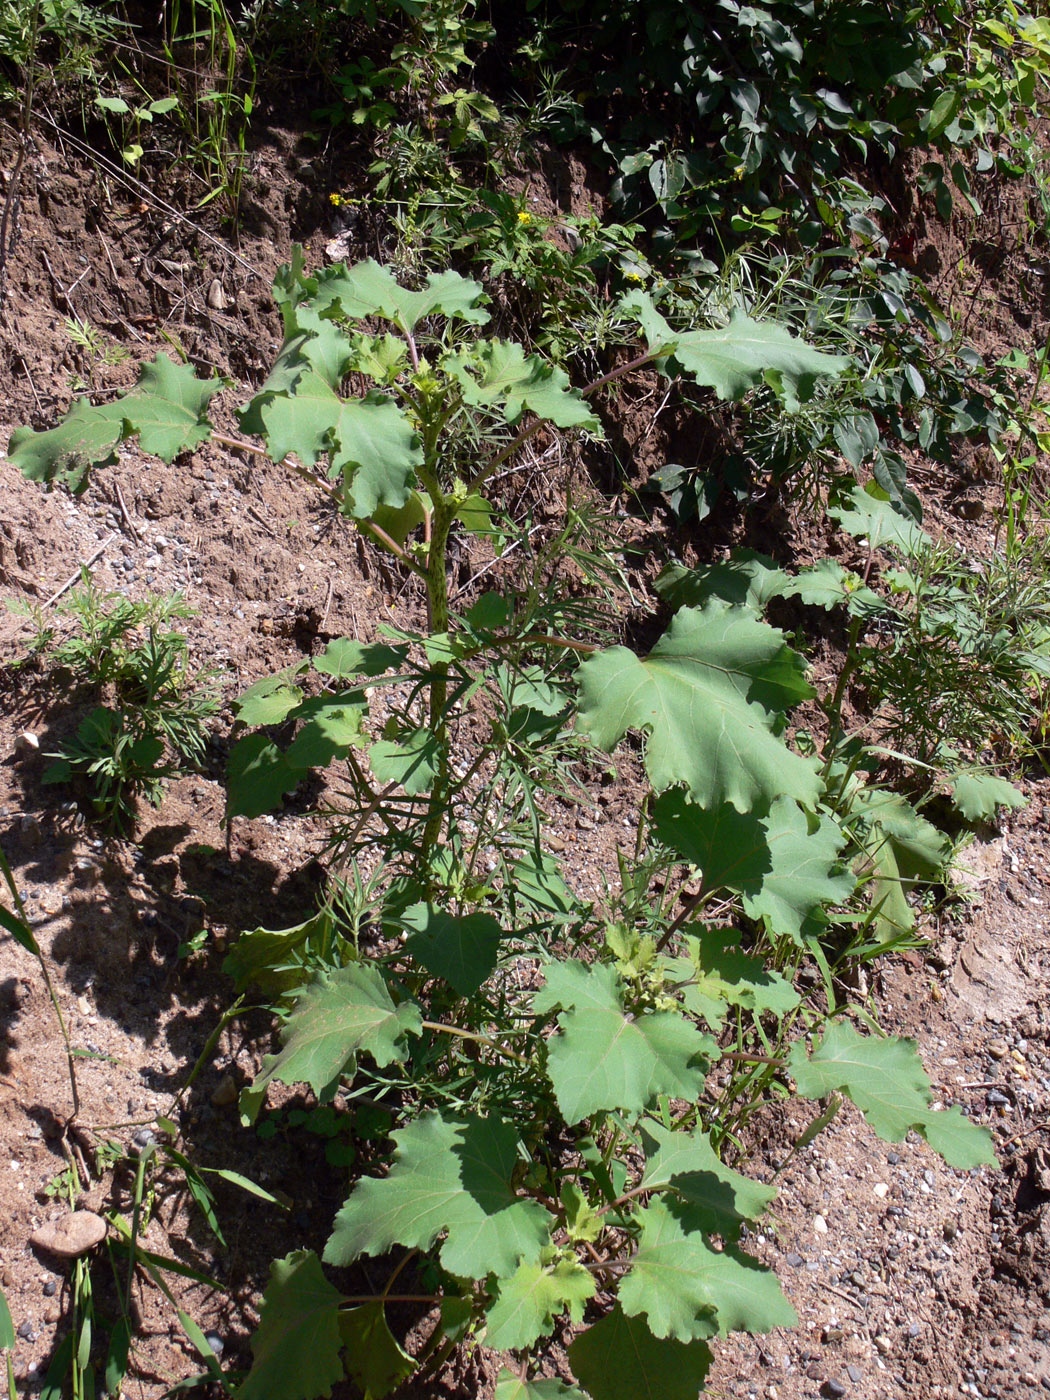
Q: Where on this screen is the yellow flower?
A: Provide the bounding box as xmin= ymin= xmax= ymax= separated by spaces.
xmin=329 ymin=192 xmax=344 ymax=207
xmin=625 ymin=270 xmax=645 ymax=283
xmin=517 ymin=211 xmax=532 ymax=225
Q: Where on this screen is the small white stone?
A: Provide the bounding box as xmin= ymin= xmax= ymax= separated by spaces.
xmin=873 ymin=1182 xmax=890 ymax=1199
xmin=14 ymin=731 xmax=40 ymax=755
xmin=813 ymin=1214 xmax=828 ymax=1234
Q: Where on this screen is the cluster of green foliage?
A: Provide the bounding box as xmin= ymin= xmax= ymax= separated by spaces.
xmin=9 ymin=255 xmax=1003 ymax=1398
xmin=9 ymin=0 xmax=1050 ymax=1395
xmin=10 ymin=577 xmax=219 ymax=829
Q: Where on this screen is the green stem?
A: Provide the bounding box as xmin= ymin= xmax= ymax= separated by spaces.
xmin=420 ymin=492 xmax=456 ymax=864
xmin=125 ymin=1142 xmax=154 ymax=1314
xmin=420 ymin=1019 xmax=530 ymax=1065
xmin=165 ymin=995 xmax=245 ymax=1130
xmin=819 ymin=613 xmax=863 ymax=786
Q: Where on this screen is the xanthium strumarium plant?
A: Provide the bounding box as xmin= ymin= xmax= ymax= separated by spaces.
xmin=9 ymin=257 xmax=996 ymax=1400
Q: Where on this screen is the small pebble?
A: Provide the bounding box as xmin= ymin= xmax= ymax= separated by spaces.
xmin=204 ymin=1331 xmax=224 ymax=1356
xmin=42 ymin=1281 xmax=55 ymax=1297
xmin=874 ymin=1334 xmax=892 ymax=1355
xmin=847 ymin=1366 xmax=862 ymax=1383
xmin=821 ymin=1381 xmax=847 ymax=1399
xmin=210 ymin=1074 xmax=238 ymax=1108
xmin=17 ymin=1319 xmax=35 ymax=1340
xmin=873 ymin=1182 xmax=889 ymax=1199
xmin=814 ymin=1215 xmax=828 ymax=1234
xmin=785 ymin=1252 xmax=805 ymax=1268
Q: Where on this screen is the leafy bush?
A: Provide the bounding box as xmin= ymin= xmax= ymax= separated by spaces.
xmin=7 ymin=255 xmax=998 ymax=1397
xmin=12 ymin=576 xmax=220 ymax=829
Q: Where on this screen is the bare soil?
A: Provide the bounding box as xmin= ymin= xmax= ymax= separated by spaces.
xmin=1 ymin=104 xmax=1050 ymax=1400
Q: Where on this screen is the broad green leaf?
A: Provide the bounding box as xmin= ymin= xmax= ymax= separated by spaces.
xmin=577 ymin=602 xmax=819 ymax=812
xmin=485 ymin=1252 xmax=595 ymax=1350
xmin=312 ymin=258 xmax=489 ymax=331
xmin=240 ymin=965 xmax=421 ymax=1123
xmin=401 ymin=902 xmax=502 ymax=996
xmin=236 ymin=1251 xmax=344 ymax=1400
xmin=652 ymin=791 xmax=853 ymax=940
xmin=832 ymin=410 xmax=880 ymax=467
xmin=457 ymin=491 xmax=500 ymax=539
xmin=369 ymin=728 xmax=440 ymax=795
xmin=510 ymin=851 xmax=577 ymax=918
xmin=440 ymin=1296 xmax=473 ymax=1344
xmin=233 ymin=666 xmax=309 ymax=726
xmin=332 ymin=393 xmax=424 ymax=517
xmin=339 ymin=1303 xmax=415 ymax=1400
xmin=495 ymin=1370 xmax=586 ymax=1400
xmin=654 ymin=552 xmax=789 ymax=611
xmin=779 ymin=559 xmax=861 ymax=609
xmin=533 ymin=959 xmax=622 ymax=1015
xmin=665 ymin=928 xmax=799 ymax=1031
xmin=849 ymin=787 xmax=950 ymax=937
xmin=285 ymin=696 xmax=368 ymax=768
xmin=261 ymin=301 xmax=357 ymax=389
xmin=791 ymin=1025 xmax=995 ymax=1168
xmin=325 ymin=1112 xmax=554 ymax=1278
xmin=863 ymin=835 xmax=914 ymax=940
xmin=223 ymin=912 xmax=332 ymax=995
xmin=622 ymin=291 xmax=848 ymax=405
xmin=118 ymin=355 xmax=223 ymax=461
xmin=314 ymin=638 xmax=409 ymax=680
xmin=568 ymin=1306 xmax=712 ymax=1400
xmin=920 ymin=1105 xmax=998 ymax=1168
xmin=742 ymin=797 xmax=854 ymax=938
xmin=620 ymin=1201 xmax=796 ymax=1340
xmin=369 ymin=491 xmax=431 ymax=545
xmin=445 ymin=340 xmax=599 ymax=430
xmin=829 ymin=484 xmax=929 ymax=556
xmin=9 ymin=397 xmax=123 ymax=490
xmin=10 ymin=355 xmax=221 ymax=490
xmin=226 ymin=733 xmax=300 ymax=820
xmin=467 ymin=592 xmax=513 ymax=631
xmin=949 ymin=772 xmax=1026 ymax=822
xmin=789 ymin=1022 xmax=931 ymax=1141
xmin=543 ymin=986 xmax=714 ymax=1123
xmin=639 ymin=1122 xmax=776 ymax=1238
xmin=254 ymin=371 xmax=422 ymax=518
xmin=851 ymin=789 xmax=949 ymax=881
